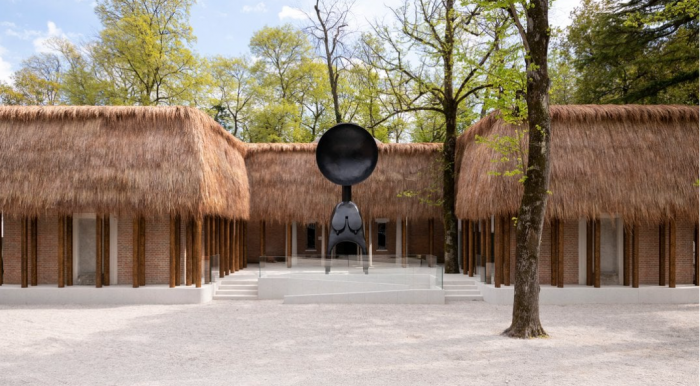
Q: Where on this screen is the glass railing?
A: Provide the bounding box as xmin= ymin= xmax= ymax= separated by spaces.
xmin=257 ymin=254 xmax=443 ymax=289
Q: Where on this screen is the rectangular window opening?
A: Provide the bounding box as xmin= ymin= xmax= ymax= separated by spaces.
xmin=377 ymin=223 xmax=387 ymax=250
xmin=306 ymin=224 xmax=316 ymax=250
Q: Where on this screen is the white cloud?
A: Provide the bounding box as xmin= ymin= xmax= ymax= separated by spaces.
xmin=32 ymin=21 xmax=66 ymax=53
xmin=278 ymin=5 xmax=306 ymax=20
xmin=0 ymin=45 xmax=12 ymax=84
xmin=242 ymin=2 xmax=267 ymax=13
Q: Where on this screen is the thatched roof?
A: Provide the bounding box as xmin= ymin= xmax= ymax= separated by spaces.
xmin=0 ymin=106 xmax=249 ymax=219
xmin=456 ymin=105 xmax=699 ymax=224
xmin=246 ymin=142 xmax=443 ymax=223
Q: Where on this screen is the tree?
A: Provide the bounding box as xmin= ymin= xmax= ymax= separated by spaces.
xmin=482 ymin=0 xmax=552 ymax=339
xmin=365 ymin=0 xmax=501 ymax=273
xmin=567 ymin=0 xmax=698 ymax=104
xmin=305 ymin=0 xmax=355 ymax=123
xmin=94 ymin=0 xmax=200 ymax=105
xmin=207 ymin=56 xmax=255 ymax=138
xmin=0 ymin=53 xmax=62 ymax=105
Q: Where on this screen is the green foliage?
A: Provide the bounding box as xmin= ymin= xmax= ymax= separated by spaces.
xmin=566 ymin=0 xmax=698 ymax=104
xmin=475 ymin=128 xmax=528 ymax=183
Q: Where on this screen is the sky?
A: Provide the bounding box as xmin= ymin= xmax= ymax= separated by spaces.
xmin=0 ymin=0 xmax=582 ymax=84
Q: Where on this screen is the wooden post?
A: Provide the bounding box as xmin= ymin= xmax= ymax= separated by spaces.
xmin=429 ymin=219 xmax=434 ymax=259
xmin=233 ymin=220 xmax=238 ymax=272
xmin=503 ymin=217 xmax=511 ymax=286
xmin=194 ymin=217 xmax=203 ymax=288
xmin=30 ymin=217 xmax=37 ymax=286
xmin=139 ymin=216 xmax=146 ymax=286
xmin=669 ymin=220 xmax=676 ymax=288
xmin=219 ymin=217 xmax=226 ymax=278
xmin=243 ymin=221 xmax=248 ymax=268
xmin=132 ymin=217 xmax=139 ymax=288
xmin=557 ymin=219 xmax=564 ymax=288
xmin=96 ymin=215 xmax=103 ymax=288
xmin=169 ymin=215 xmax=176 ymax=288
xmin=494 ymin=217 xmax=502 ymax=288
xmin=66 ymin=216 xmax=73 ymax=286
xmin=401 ymin=218 xmax=407 ymax=264
xmin=103 ymin=216 xmax=110 ymax=286
xmin=260 ymin=220 xmax=266 ymax=259
xmin=695 ymin=223 xmax=699 ymax=286
xmin=461 ymin=220 xmax=467 ymax=275
xmin=186 ymin=219 xmax=193 ymax=286
xmin=659 ymin=223 xmax=666 ymax=286
xmin=0 ymin=213 xmax=3 ymax=286
xmin=286 ymin=223 xmax=292 ymax=268
xmin=467 ymin=221 xmax=474 ymax=277
xmin=623 ymin=226 xmax=631 ymax=286
xmin=633 ymin=224 xmax=640 ymax=288
xmin=204 ymin=216 xmax=211 ymax=284
xmin=175 ymin=216 xmax=181 ymax=285
xmin=551 ymin=219 xmax=558 ymax=286
xmin=481 ymin=220 xmax=486 ymax=269
xmin=587 ymin=221 xmax=594 ymax=286
xmin=20 ymin=217 xmax=28 ymax=288
xmin=594 ymin=219 xmax=601 ymax=288
xmin=485 ymin=218 xmax=491 ymax=284
xmin=57 ymin=216 xmax=64 ymax=288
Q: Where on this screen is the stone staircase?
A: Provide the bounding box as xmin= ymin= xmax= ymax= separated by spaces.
xmin=213 ymin=275 xmax=258 ymax=300
xmin=443 ymin=277 xmax=483 ymax=302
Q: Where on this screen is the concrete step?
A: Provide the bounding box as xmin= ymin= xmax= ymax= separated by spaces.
xmin=218 ymin=284 xmax=258 ymax=289
xmin=443 ymin=284 xmax=478 ymax=290
xmin=444 ymin=290 xmax=481 ymax=296
xmin=213 ymin=295 xmax=258 ymax=301
xmin=443 ymin=281 xmax=477 ymax=286
xmin=446 ymin=294 xmax=484 ymax=301
xmin=216 ymin=289 xmax=257 ymax=295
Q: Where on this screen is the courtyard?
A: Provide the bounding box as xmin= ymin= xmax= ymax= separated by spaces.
xmin=0 ymin=301 xmax=696 ymax=385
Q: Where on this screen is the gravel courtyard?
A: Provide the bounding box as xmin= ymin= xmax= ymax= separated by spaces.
xmin=0 ymin=301 xmax=697 ymax=386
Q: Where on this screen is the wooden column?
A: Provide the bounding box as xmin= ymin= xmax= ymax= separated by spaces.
xmin=194 ymin=217 xmax=203 ymax=288
xmin=175 ymin=216 xmax=181 ymax=285
xmin=623 ymin=226 xmax=631 ymax=286
xmin=695 ymin=223 xmax=699 ymax=286
xmin=669 ymin=220 xmax=676 ymax=288
xmin=429 ymin=219 xmax=434 ymax=259
xmin=169 ymin=215 xmax=176 ymax=288
xmin=66 ymin=216 xmax=73 ymax=286
xmin=260 ymin=220 xmax=266 ymax=260
xmin=222 ymin=219 xmax=228 ymax=276
xmin=57 ymin=216 xmax=64 ymax=288
xmin=21 ymin=217 xmax=28 ymax=288
xmin=243 ymin=221 xmax=248 ymax=268
xmin=96 ymin=215 xmax=103 ymax=288
xmin=204 ymin=216 xmax=211 ymax=284
xmin=461 ymin=220 xmax=467 ymax=275
xmin=467 ymin=221 xmax=474 ymax=277
xmin=659 ymin=223 xmax=666 ymax=286
xmin=186 ymin=219 xmax=193 ymax=286
xmin=632 ymin=224 xmax=640 ymax=288
xmin=494 ymin=217 xmax=502 ymax=288
xmin=485 ymin=218 xmax=491 ymax=284
xmin=30 ymin=217 xmax=37 ymax=286
xmin=132 ymin=218 xmax=139 ymax=288
xmin=0 ymin=213 xmax=3 ymax=286
xmin=139 ymin=216 xmax=146 ymax=286
xmin=233 ymin=220 xmax=239 ymax=272
xmin=103 ymin=217 xmax=110 ymax=286
xmin=557 ymin=219 xmax=564 ymax=288
xmin=503 ymin=217 xmax=511 ymax=286
xmin=587 ymin=221 xmax=594 ymax=286
xmin=481 ymin=220 xmax=486 ymax=269
xmin=594 ymin=219 xmax=601 ymax=288
xmin=401 ymin=218 xmax=407 ymax=260
xmin=286 ymin=223 xmax=292 ymax=268
xmin=551 ymin=219 xmax=558 ymax=286
xmin=219 ymin=217 xmax=226 ymax=278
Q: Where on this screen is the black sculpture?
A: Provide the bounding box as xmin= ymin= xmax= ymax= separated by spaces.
xmin=316 ymin=123 xmax=378 ymax=274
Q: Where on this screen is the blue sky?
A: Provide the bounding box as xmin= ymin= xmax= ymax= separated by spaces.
xmin=0 ymin=0 xmax=581 ymax=83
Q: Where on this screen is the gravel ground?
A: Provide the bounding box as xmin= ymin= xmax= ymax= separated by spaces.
xmin=0 ymin=301 xmax=697 ymax=386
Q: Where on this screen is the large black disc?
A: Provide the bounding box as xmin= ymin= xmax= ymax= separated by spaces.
xmin=316 ymin=123 xmax=378 ymax=186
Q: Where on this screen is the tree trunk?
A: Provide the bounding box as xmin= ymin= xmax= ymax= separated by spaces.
xmin=441 ymin=0 xmax=459 ymax=274
xmin=503 ymin=0 xmax=551 ymax=339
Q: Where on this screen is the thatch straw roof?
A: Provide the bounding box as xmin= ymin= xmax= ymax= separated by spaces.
xmin=456 ymin=105 xmax=699 ymax=224
xmin=0 ymin=106 xmax=249 ymax=219
xmin=246 ymin=142 xmax=443 ymax=223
